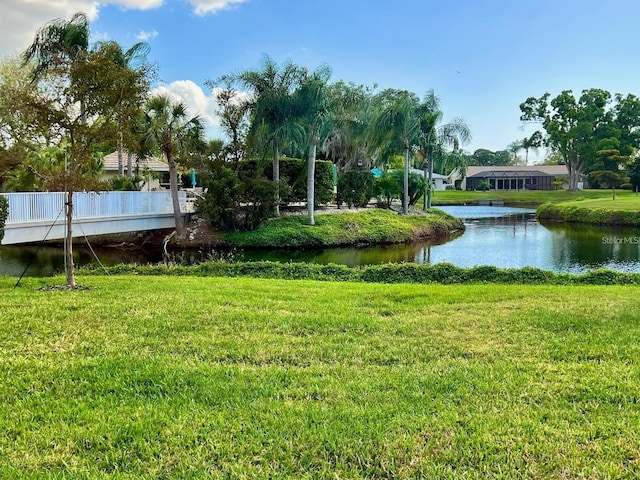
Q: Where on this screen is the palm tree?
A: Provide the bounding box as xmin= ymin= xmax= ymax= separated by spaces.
xmin=415 ymin=90 xmax=471 ymax=209
xmin=140 ymin=95 xmax=204 ymax=239
xmin=507 ymin=140 xmax=524 ymax=164
xmin=236 ymin=56 xmax=303 ymax=216
xmin=22 ymin=12 xmax=89 ymax=81
xmin=371 ymin=89 xmax=420 ymax=215
xmin=295 ymin=65 xmax=332 ymax=225
xmin=323 ymin=81 xmax=377 ymax=173
xmin=521 ymin=131 xmax=542 ymax=165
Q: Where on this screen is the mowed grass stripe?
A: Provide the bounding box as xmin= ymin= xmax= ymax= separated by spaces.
xmin=1 ymin=276 xmax=639 ymax=478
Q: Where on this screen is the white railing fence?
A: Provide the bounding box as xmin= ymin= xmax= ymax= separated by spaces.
xmin=1 ymin=191 xmax=188 ymax=225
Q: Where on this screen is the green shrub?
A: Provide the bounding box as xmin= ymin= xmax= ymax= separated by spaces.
xmin=197 ymin=163 xmax=278 ymax=231
xmin=374 ymin=172 xmax=401 ymax=208
xmin=389 ymin=170 xmax=427 ymax=206
xmin=337 ymin=170 xmax=375 ymax=208
xmin=0 ymin=195 xmax=7 ymax=243
xmin=109 ymin=175 xmax=142 ymax=191
xmin=477 ymin=180 xmax=490 ymax=191
xmin=620 ymin=183 xmax=633 ymax=190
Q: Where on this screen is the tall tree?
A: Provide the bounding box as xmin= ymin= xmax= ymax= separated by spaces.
xmin=140 ymin=95 xmax=204 ymax=239
xmin=323 ymin=81 xmax=376 ymax=172
xmin=520 ymin=89 xmax=612 ymax=191
xmin=20 ymin=13 xmax=148 ymax=287
xmin=236 ymin=56 xmax=303 ymax=216
xmin=295 ymin=65 xmax=332 ymax=225
xmin=205 ymin=75 xmax=250 ymax=167
xmin=371 ymin=89 xmax=420 ymax=215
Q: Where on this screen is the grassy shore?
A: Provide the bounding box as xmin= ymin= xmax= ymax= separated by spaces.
xmin=223 ymin=208 xmax=463 ymax=248
xmin=432 ymin=189 xmax=633 ymax=206
xmin=2 ymin=275 xmax=640 ymax=478
xmin=537 ymin=194 xmax=640 ymax=226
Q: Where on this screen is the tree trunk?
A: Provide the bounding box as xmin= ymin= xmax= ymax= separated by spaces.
xmin=427 ymin=152 xmax=434 ymax=209
xmin=117 ymin=143 xmax=124 ymax=176
xmin=168 ymin=154 xmax=186 ymax=239
xmin=273 ymin=146 xmax=280 ymax=217
xmin=403 ymin=146 xmax=409 ymax=215
xmin=423 ymin=157 xmax=429 ymax=211
xmin=307 ymin=142 xmax=316 ymax=225
xmin=127 ymin=151 xmax=133 ymax=178
xmin=65 ymin=190 xmax=75 ymax=287
xmin=566 ymin=163 xmax=580 ymax=191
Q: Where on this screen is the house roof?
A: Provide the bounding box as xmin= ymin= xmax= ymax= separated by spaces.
xmin=408 ymin=168 xmax=449 ymax=180
xmin=103 ymin=151 xmax=170 ymax=173
xmin=468 ymin=170 xmax=552 ymax=178
xmin=465 ymin=165 xmax=567 ymax=178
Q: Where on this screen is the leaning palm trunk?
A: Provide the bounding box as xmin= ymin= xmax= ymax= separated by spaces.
xmin=307 ymin=141 xmax=316 ymax=225
xmin=65 ymin=190 xmax=75 ymax=287
xmin=167 ymin=154 xmax=186 ymax=239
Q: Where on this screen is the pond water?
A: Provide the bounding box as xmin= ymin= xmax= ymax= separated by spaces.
xmin=2 ymin=205 xmax=640 ymax=276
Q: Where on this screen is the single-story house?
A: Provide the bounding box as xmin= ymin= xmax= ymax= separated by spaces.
xmin=408 ymin=168 xmax=452 ymax=191
xmin=102 ymin=151 xmax=170 ymax=191
xmin=451 ymin=165 xmax=578 ymax=191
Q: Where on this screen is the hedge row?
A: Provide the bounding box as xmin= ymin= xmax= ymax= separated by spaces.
xmin=0 ymin=195 xmax=7 ymax=243
xmin=537 ymin=202 xmax=640 ymax=226
xmin=82 ymin=261 xmax=640 ymax=285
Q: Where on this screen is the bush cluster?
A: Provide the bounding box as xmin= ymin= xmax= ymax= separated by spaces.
xmin=0 ymin=195 xmax=7 ymax=243
xmin=537 ymin=202 xmax=640 ymax=226
xmin=241 ymin=157 xmax=334 ymax=205
xmin=197 ymin=162 xmax=278 ymax=231
xmin=85 ymin=260 xmax=640 ymax=285
xmin=337 ymin=170 xmax=375 ymax=208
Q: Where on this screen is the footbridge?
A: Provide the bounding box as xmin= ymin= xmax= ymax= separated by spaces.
xmin=1 ymin=191 xmax=191 ymax=245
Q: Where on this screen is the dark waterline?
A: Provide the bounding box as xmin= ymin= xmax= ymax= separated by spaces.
xmin=3 ymin=206 xmax=640 ymax=276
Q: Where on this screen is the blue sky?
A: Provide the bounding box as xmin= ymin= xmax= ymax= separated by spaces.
xmin=4 ymin=0 xmax=640 ymax=163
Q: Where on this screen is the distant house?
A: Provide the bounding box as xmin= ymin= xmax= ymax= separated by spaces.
xmin=451 ymin=165 xmax=575 ymax=191
xmin=102 ymin=151 xmax=170 ymax=191
xmin=407 ymin=168 xmax=452 ymax=191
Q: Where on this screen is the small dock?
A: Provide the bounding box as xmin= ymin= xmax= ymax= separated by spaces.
xmin=477 ymin=199 xmax=505 ymax=206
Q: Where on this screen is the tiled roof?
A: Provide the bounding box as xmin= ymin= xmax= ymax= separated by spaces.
xmin=102 ymin=151 xmax=169 ymax=172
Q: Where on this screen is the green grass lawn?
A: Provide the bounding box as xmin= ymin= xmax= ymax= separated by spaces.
xmin=224 ymin=208 xmax=463 ymax=248
xmin=432 ymin=188 xmax=634 ymax=206
xmin=2 ymin=275 xmax=640 ymax=478
xmin=553 ymin=194 xmax=640 ymax=210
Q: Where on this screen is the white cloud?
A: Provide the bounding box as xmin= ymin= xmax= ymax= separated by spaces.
xmin=187 ymin=0 xmax=251 ymax=16
xmin=150 ymin=81 xmax=253 ymax=139
xmin=137 ymin=30 xmax=159 ymax=41
xmin=0 ymin=0 xmax=163 ymax=57
xmin=150 ymin=80 xmax=220 ymax=130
